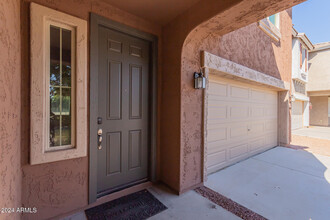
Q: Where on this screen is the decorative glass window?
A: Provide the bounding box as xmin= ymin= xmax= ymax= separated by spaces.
xmin=48 ymin=23 xmax=76 ymax=150
xmin=30 ymin=3 xmax=87 ymax=164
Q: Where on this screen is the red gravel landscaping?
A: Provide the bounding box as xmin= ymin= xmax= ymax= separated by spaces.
xmin=195 ymin=186 xmax=267 ymax=220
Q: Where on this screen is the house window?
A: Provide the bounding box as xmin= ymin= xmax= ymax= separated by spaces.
xmin=48 ymin=24 xmax=75 ymax=150
xmin=300 ymin=44 xmax=308 ymax=72
xmin=30 ymin=3 xmax=87 ymax=164
xmin=258 ymin=12 xmax=281 ymax=41
xmin=305 ymin=49 xmax=308 ymax=72
xmin=268 ymin=13 xmax=280 ymax=29
xmin=300 ymin=44 xmax=303 ymax=68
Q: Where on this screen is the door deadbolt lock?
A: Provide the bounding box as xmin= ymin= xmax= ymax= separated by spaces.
xmin=97 ymin=128 xmax=103 ymax=150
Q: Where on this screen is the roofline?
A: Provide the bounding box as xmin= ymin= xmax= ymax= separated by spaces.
xmin=292 ymin=26 xmax=298 ymax=36
xmin=310 ymin=42 xmax=330 ymax=52
xmin=292 ymin=26 xmax=314 ymax=50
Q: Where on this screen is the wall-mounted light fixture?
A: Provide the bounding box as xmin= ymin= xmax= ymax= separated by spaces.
xmin=194 ymin=70 xmax=206 ymax=89
xmin=290 ymin=94 xmax=296 ymax=103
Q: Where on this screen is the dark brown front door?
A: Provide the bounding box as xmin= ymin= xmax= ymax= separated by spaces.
xmin=97 ymin=26 xmax=150 ymax=196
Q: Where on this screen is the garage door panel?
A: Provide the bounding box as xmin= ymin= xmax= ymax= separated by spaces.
xmin=249 ymin=122 xmax=265 ymax=136
xmin=207 ymin=76 xmax=278 ymax=174
xmin=230 ymin=124 xmax=249 ymax=138
xmin=251 ymin=89 xmax=266 ymax=101
xmin=249 ymin=138 xmax=265 ymax=152
xmin=230 ymin=105 xmax=249 ymax=119
xmin=207 ymin=150 xmax=226 ymax=168
xmin=265 ymin=119 xmax=277 ymax=131
xmin=229 ymin=143 xmax=249 ymax=160
xmin=265 ymin=92 xmax=278 ymax=102
xmin=230 ymin=85 xmax=249 ymax=99
xmin=250 ymin=105 xmax=265 ymax=118
xmin=207 ymin=127 xmax=227 ymax=142
xmin=208 ymin=82 xmax=228 ymax=97
xmin=208 ymin=138 xmax=249 ymax=155
xmin=208 ymin=106 xmax=227 ymax=122
xmin=265 ymin=106 xmax=278 ymax=117
xmin=265 ymin=133 xmax=277 ymax=146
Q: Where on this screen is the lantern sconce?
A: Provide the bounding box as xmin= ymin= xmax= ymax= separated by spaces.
xmin=194 ymin=70 xmax=206 ymax=89
xmin=290 ymin=94 xmax=296 ymax=103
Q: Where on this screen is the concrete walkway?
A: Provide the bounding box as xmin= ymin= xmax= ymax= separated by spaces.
xmin=205 ymin=147 xmax=330 ymax=220
xmin=63 ymin=184 xmax=240 ymax=220
xmin=292 ymin=126 xmax=330 ymax=140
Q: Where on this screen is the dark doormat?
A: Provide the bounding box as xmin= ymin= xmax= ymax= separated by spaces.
xmin=85 ymin=189 xmax=167 ymax=220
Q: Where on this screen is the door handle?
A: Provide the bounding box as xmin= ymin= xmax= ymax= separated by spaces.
xmin=98 ymin=128 xmax=103 ymax=150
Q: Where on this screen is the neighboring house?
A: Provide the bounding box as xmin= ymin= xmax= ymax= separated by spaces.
xmin=291 ymin=28 xmax=313 ymax=130
xmin=308 ymin=42 xmax=330 ymax=127
xmin=0 ymin=0 xmax=303 ymax=219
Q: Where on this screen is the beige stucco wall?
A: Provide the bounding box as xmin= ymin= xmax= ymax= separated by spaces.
xmin=308 ymin=49 xmax=330 ymax=92
xmin=310 ymin=96 xmax=329 ymax=126
xmin=0 ymin=0 xmax=21 ymax=219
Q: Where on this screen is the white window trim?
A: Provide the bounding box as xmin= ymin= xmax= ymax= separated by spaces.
xmin=258 ymin=13 xmax=281 ymax=42
xmin=30 ymin=3 xmax=87 ymax=164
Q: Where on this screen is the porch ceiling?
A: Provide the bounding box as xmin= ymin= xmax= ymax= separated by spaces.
xmin=100 ymin=0 xmax=200 ymax=25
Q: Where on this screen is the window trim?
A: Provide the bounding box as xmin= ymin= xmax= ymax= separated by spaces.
xmin=258 ymin=13 xmax=281 ymax=42
xmin=30 ymin=3 xmax=87 ymax=165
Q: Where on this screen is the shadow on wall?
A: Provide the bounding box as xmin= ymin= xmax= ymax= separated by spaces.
xmin=308 ymin=52 xmax=317 ymax=70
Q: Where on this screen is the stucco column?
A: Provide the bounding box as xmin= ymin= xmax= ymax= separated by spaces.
xmin=278 ymin=91 xmax=291 ymax=145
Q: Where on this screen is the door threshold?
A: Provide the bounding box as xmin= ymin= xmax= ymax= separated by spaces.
xmin=95 ymin=181 xmax=153 ymax=206
xmin=97 ymin=178 xmax=148 ymax=198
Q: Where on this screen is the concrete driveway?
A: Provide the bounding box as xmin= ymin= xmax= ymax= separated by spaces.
xmin=292 ymin=126 xmax=330 ymax=140
xmin=205 ymin=147 xmax=330 ymax=220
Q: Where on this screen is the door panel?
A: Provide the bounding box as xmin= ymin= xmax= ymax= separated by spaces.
xmin=206 ymin=75 xmax=278 ymax=174
xmin=97 ymin=26 xmax=150 ymax=195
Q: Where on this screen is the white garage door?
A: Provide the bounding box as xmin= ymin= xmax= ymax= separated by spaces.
xmin=291 ymin=101 xmax=303 ymax=130
xmin=206 ymin=75 xmax=278 ymax=174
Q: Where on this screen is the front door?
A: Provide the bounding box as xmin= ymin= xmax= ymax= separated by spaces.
xmin=97 ymin=26 xmax=150 ymax=196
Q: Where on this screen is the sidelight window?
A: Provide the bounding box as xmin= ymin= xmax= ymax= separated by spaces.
xmin=48 ymin=24 xmax=75 ymax=149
